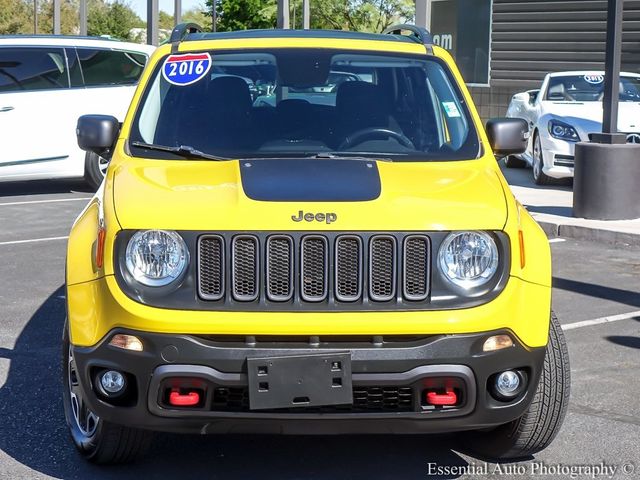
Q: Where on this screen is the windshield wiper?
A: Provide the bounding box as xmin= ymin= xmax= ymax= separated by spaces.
xmin=312 ymin=152 xmax=394 ymax=162
xmin=130 ymin=141 xmax=229 ymax=161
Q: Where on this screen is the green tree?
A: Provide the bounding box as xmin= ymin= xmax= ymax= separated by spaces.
xmin=310 ymin=0 xmax=414 ymax=32
xmin=158 ymin=10 xmax=174 ymax=30
xmin=198 ymin=0 xmax=413 ymax=33
xmin=203 ymin=0 xmax=277 ymax=31
xmin=87 ymin=0 xmax=142 ymax=40
xmin=37 ymin=0 xmax=82 ymax=35
xmin=0 ymin=0 xmax=30 ymax=34
xmin=182 ymin=7 xmax=210 ymax=30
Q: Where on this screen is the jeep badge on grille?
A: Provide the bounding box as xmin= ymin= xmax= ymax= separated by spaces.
xmin=291 ymin=210 xmax=337 ymax=224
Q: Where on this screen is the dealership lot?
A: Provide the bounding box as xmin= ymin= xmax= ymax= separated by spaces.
xmin=0 ymin=179 xmax=638 ymax=479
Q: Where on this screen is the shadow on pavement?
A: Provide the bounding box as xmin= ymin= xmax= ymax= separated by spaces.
xmin=0 ymin=287 xmax=472 ymax=479
xmin=0 ymin=180 xmax=93 ymax=198
xmin=552 ymin=277 xmax=640 ymax=309
xmin=525 ymin=205 xmax=573 ymax=217
xmin=499 ymin=162 xmax=573 ymax=190
xmin=605 ymin=335 xmax=640 ymax=350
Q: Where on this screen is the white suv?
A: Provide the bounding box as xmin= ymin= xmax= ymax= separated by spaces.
xmin=0 ymin=36 xmax=155 ymax=189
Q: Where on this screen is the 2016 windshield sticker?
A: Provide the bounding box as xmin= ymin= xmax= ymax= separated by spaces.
xmin=584 ymin=74 xmax=604 ymax=85
xmin=442 ymin=101 xmax=461 ymax=118
xmin=162 ymin=53 xmax=212 ymax=86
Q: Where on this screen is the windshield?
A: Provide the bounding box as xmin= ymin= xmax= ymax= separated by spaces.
xmin=545 ymin=74 xmax=640 ymax=102
xmin=130 ymin=49 xmax=479 ymax=161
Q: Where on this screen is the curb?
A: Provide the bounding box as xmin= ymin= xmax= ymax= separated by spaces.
xmin=537 ymin=220 xmax=640 ymax=248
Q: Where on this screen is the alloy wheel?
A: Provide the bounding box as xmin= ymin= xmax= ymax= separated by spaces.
xmin=67 ymin=347 xmax=99 ymax=437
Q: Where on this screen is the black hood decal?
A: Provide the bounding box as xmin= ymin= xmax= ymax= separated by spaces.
xmin=240 ymin=159 xmax=381 ymax=202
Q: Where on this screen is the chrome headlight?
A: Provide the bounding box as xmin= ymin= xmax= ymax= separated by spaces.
xmin=438 ymin=231 xmax=499 ymax=289
xmin=548 ymin=119 xmax=580 ymax=142
xmin=125 ymin=230 xmax=188 ymax=287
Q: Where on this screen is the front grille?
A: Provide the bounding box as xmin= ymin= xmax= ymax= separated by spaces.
xmin=266 ymin=236 xmax=293 ymax=301
xmin=369 ymin=236 xmax=396 ymax=301
xmin=335 ymin=236 xmax=362 ymax=301
xmin=403 ymin=236 xmax=430 ymax=301
xmin=198 ymin=235 xmax=224 ymax=300
xmin=301 ymin=236 xmax=328 ymax=301
xmin=197 ymin=232 xmax=432 ymax=308
xmin=232 ymin=236 xmax=259 ymax=301
xmin=212 ymin=385 xmax=415 ymax=413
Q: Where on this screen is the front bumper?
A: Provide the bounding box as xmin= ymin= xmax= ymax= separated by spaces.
xmin=540 ymin=134 xmax=576 ymax=179
xmin=72 ymin=329 xmax=546 ymax=435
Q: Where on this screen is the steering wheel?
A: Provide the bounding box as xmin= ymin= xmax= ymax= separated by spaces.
xmin=338 ymin=127 xmax=415 ymax=150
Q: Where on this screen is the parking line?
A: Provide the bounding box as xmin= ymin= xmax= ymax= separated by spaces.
xmin=549 ymin=238 xmax=566 ymax=243
xmin=0 ymin=236 xmax=69 ymax=246
xmin=0 ymin=198 xmax=91 ymax=207
xmin=562 ymin=310 xmax=640 ymax=331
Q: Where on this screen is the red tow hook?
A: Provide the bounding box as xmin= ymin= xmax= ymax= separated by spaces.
xmin=169 ymin=389 xmax=200 ymax=407
xmin=425 ymin=388 xmax=458 ymax=406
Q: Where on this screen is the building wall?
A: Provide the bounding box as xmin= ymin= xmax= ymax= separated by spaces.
xmin=471 ymin=0 xmax=640 ymax=120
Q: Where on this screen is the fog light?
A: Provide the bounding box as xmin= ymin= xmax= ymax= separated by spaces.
xmin=100 ymin=370 xmax=126 ymax=394
xmin=483 ymin=334 xmax=514 ymax=352
xmin=494 ymin=370 xmax=521 ymax=399
xmin=109 ymin=334 xmax=143 ymax=352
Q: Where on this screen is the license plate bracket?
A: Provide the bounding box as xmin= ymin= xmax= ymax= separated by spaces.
xmin=247 ymin=352 xmax=353 ymax=410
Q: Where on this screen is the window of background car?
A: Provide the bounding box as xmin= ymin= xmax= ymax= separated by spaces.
xmin=71 ymin=49 xmax=147 ymax=87
xmin=546 ymin=74 xmax=640 ymax=102
xmin=131 ymin=49 xmax=479 ymax=161
xmin=0 ymin=47 xmax=69 ymax=92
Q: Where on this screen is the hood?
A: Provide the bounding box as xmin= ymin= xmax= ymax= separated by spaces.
xmin=111 ymin=158 xmax=508 ymax=231
xmin=542 ymin=101 xmax=640 ymax=132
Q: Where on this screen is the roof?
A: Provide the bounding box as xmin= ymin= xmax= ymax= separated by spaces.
xmin=0 ymin=35 xmax=155 ymax=54
xmin=185 ymin=29 xmax=421 ymax=45
xmin=547 ymin=70 xmax=640 ymax=78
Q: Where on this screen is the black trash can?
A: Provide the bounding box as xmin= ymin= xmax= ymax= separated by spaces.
xmin=573 ymin=142 xmax=640 ymax=220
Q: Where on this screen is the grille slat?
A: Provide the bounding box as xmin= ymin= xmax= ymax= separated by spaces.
xmin=403 ymin=235 xmax=431 ymax=301
xmin=369 ymin=236 xmax=397 ymax=302
xmin=232 ymin=236 xmax=259 ymax=301
xmin=266 ymin=236 xmax=293 ymax=301
xmin=212 ymin=386 xmax=414 ymax=413
xmin=198 ymin=236 xmax=224 ymax=300
xmin=198 ymin=233 xmax=431 ymax=307
xmin=301 ymin=236 xmax=328 ymax=302
xmin=335 ymin=236 xmax=362 ymax=302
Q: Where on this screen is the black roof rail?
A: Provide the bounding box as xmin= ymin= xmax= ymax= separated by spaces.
xmin=382 ymin=24 xmax=433 ymax=47
xmin=169 ymin=22 xmax=203 ymax=46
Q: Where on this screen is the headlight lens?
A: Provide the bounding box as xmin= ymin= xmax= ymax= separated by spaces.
xmin=548 ymin=119 xmax=580 ymax=142
xmin=125 ymin=230 xmax=188 ymax=287
xmin=438 ymin=231 xmax=499 ymax=288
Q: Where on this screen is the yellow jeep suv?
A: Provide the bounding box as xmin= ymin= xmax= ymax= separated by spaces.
xmin=64 ymin=24 xmax=570 ymax=464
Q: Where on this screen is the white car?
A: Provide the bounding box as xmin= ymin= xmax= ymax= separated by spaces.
xmin=0 ymin=36 xmax=155 ymax=189
xmin=505 ymin=71 xmax=640 ymax=184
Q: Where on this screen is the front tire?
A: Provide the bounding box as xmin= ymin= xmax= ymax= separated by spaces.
xmin=464 ymin=312 xmax=570 ymax=459
xmin=532 ymin=133 xmax=554 ymax=185
xmin=62 ymin=320 xmax=151 ymax=464
xmin=84 ymin=152 xmax=109 ymax=191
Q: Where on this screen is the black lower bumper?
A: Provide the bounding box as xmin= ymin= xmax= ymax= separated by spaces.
xmin=72 ymin=330 xmax=546 ymax=434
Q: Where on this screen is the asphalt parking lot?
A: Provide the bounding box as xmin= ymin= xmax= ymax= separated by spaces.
xmin=0 ymin=178 xmax=638 ymax=480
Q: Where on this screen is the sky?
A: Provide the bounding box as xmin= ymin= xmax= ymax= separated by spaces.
xmin=129 ymin=0 xmax=206 ymax=18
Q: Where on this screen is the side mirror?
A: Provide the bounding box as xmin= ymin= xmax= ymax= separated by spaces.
xmin=511 ymin=92 xmax=530 ymax=104
xmin=485 ymin=118 xmax=529 ymax=157
xmin=528 ymin=89 xmax=540 ymax=104
xmin=76 ymin=115 xmax=120 ymax=159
